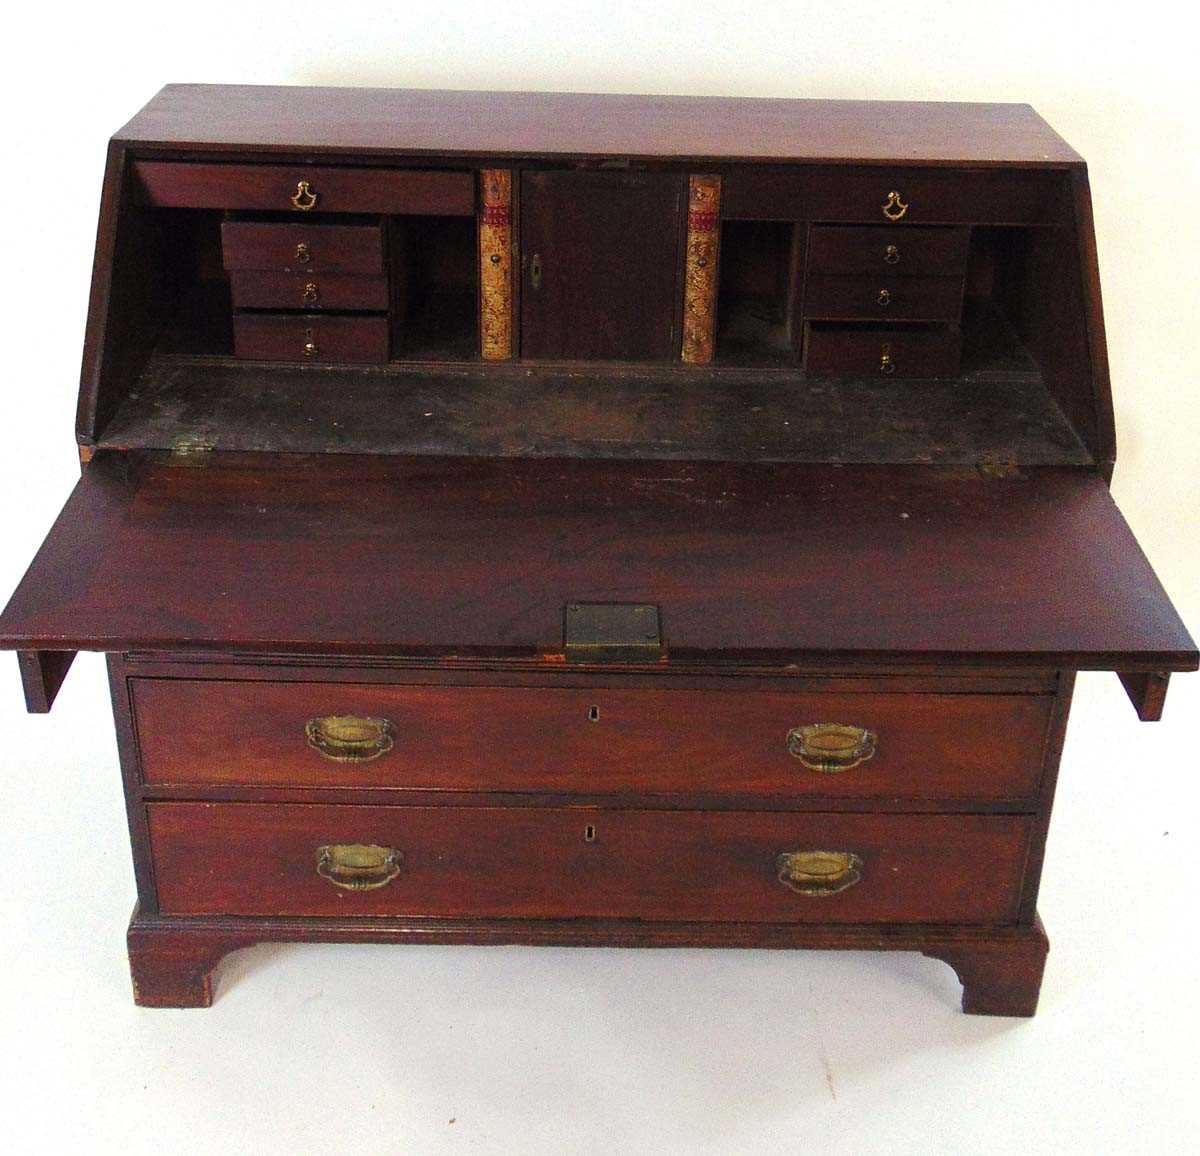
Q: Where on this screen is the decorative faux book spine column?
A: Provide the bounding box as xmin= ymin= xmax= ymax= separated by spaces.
xmin=479 ymin=169 xmax=514 ymax=359
xmin=681 ymin=174 xmax=722 ymax=364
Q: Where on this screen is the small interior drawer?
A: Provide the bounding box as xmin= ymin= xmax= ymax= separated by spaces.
xmin=231 ymin=313 xmax=390 ymax=364
xmin=147 ymin=802 xmax=1033 ymax=924
xmin=130 ymin=678 xmax=1053 ymax=803
xmin=133 ymin=161 xmax=476 ymax=216
xmin=807 ymin=225 xmax=970 ymax=277
xmin=804 ymin=323 xmax=961 ymax=378
xmin=221 ymin=220 xmax=386 ymax=274
xmin=228 ymin=271 xmax=389 ymax=312
xmin=803 ymin=275 xmax=964 ymax=322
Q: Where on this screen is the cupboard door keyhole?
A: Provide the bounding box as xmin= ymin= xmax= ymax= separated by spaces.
xmin=584 ymin=824 xmax=597 ymax=842
xmin=587 ymin=705 xmax=600 ymax=722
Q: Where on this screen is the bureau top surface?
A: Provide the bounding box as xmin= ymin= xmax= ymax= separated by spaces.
xmin=114 ymin=85 xmax=1082 ymax=165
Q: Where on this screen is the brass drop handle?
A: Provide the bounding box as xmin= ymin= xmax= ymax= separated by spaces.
xmin=880 ymin=344 xmax=895 ymax=375
xmin=291 ymin=180 xmax=318 ymax=211
xmin=295 ymin=242 xmax=312 ymax=264
xmin=882 ymin=190 xmax=908 ymax=221
xmin=306 ymin=714 xmax=395 ymax=761
xmin=786 ymin=723 xmax=877 ymax=772
xmin=302 ymin=281 xmax=319 ymax=305
xmin=316 ymin=844 xmax=402 ymax=890
xmin=877 ymin=288 xmax=891 ymax=307
xmin=777 ymin=850 xmax=863 ymax=896
xmin=884 ymin=243 xmax=900 ymax=265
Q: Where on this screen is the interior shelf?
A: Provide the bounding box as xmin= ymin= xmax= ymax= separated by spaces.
xmin=100 ymin=362 xmax=1089 ymax=468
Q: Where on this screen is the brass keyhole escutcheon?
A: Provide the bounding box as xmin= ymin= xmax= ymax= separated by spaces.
xmin=584 ymin=824 xmax=597 ymax=842
xmin=880 ymin=345 xmax=895 ymax=375
xmin=877 ymin=288 xmax=891 ymax=307
xmin=303 ymin=281 xmax=319 ymax=305
xmin=291 ymin=179 xmax=318 ymax=211
xmin=881 ymin=190 xmax=908 ymax=221
xmin=295 ymin=242 xmax=311 ymax=265
xmin=884 ymin=243 xmax=900 ymax=265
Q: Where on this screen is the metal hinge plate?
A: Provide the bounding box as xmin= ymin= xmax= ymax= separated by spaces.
xmin=563 ymin=602 xmax=664 ymax=664
xmin=168 ymin=434 xmax=216 ymax=467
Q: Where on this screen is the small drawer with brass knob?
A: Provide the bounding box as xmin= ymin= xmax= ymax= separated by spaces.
xmin=803 ymin=323 xmax=962 ymax=379
xmin=231 ymin=313 xmax=390 ymax=364
xmin=803 ymin=275 xmax=964 ymax=322
xmin=227 ymin=270 xmax=389 ymax=312
xmin=807 ymin=225 xmax=969 ymax=277
xmin=221 ymin=220 xmax=387 ymax=275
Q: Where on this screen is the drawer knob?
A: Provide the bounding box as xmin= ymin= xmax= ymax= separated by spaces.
xmin=777 ymin=850 xmax=864 ymax=896
xmin=316 ymin=844 xmax=403 ymax=891
xmin=881 ymin=190 xmax=909 ymax=222
xmin=303 ymin=339 xmax=319 ymax=359
xmin=786 ymin=723 xmax=877 ymax=772
xmin=877 ymin=288 xmax=891 ymax=307
xmin=884 ymin=243 xmax=900 ymax=265
xmin=306 ymin=714 xmax=396 ymax=761
xmin=303 ymin=281 xmax=319 ymax=305
xmin=290 ymin=180 xmax=319 ymax=211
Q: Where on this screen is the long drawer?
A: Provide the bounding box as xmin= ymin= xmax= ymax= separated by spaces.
xmin=147 ymin=802 xmax=1033 ymax=923
xmin=132 ymin=161 xmax=476 ymax=216
xmin=722 ymin=166 xmax=1063 ymax=225
xmin=131 ymin=679 xmax=1054 ymax=801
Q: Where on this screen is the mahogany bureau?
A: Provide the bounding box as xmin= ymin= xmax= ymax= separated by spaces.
xmin=1 ymin=86 xmax=1194 ymax=1014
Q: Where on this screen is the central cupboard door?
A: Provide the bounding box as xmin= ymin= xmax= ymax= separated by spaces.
xmin=520 ymin=170 xmax=685 ymax=360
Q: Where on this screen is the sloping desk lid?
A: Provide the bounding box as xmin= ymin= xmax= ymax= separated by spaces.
xmin=0 ymin=452 xmax=1194 ymax=680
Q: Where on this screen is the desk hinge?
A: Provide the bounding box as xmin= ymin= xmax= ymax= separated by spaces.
xmin=564 ymin=602 xmax=664 ymax=664
xmin=168 ymin=434 xmax=216 ymax=467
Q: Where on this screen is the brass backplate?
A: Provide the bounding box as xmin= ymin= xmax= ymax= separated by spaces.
xmin=563 ymin=602 xmax=663 ymax=664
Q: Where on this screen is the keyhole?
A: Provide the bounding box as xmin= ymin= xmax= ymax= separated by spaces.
xmin=587 ymin=705 xmax=600 ymax=722
xmin=584 ymin=824 xmax=597 ymax=842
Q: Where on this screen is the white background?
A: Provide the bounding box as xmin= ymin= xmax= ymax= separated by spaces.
xmin=2 ymin=3 xmax=1197 ymax=1152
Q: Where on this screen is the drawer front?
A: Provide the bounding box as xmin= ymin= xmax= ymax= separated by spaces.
xmin=804 ymin=275 xmax=964 ymax=322
xmin=132 ymin=161 xmax=476 ymax=216
xmin=804 ymin=325 xmax=961 ymax=378
xmin=723 ymin=166 xmax=1064 ymax=225
xmin=232 ymin=313 xmax=390 ymax=364
xmin=229 ymin=271 xmax=389 ymax=312
xmin=131 ymin=679 xmax=1052 ymax=801
xmin=807 ymin=226 xmax=970 ymax=276
xmin=147 ymin=802 xmax=1032 ymax=923
xmin=221 ymin=221 xmax=386 ymax=274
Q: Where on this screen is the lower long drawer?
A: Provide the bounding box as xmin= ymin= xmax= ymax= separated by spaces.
xmin=147 ymin=803 xmax=1032 ymax=924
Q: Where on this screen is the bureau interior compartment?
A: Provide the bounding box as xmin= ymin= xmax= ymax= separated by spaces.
xmin=90 ymin=173 xmax=1101 ymax=470
xmin=139 ymin=207 xmax=478 ymax=363
xmin=714 ymin=220 xmax=802 ymax=365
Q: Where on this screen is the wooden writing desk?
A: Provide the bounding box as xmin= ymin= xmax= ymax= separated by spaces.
xmin=1 ymin=86 xmax=1193 ymax=1012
